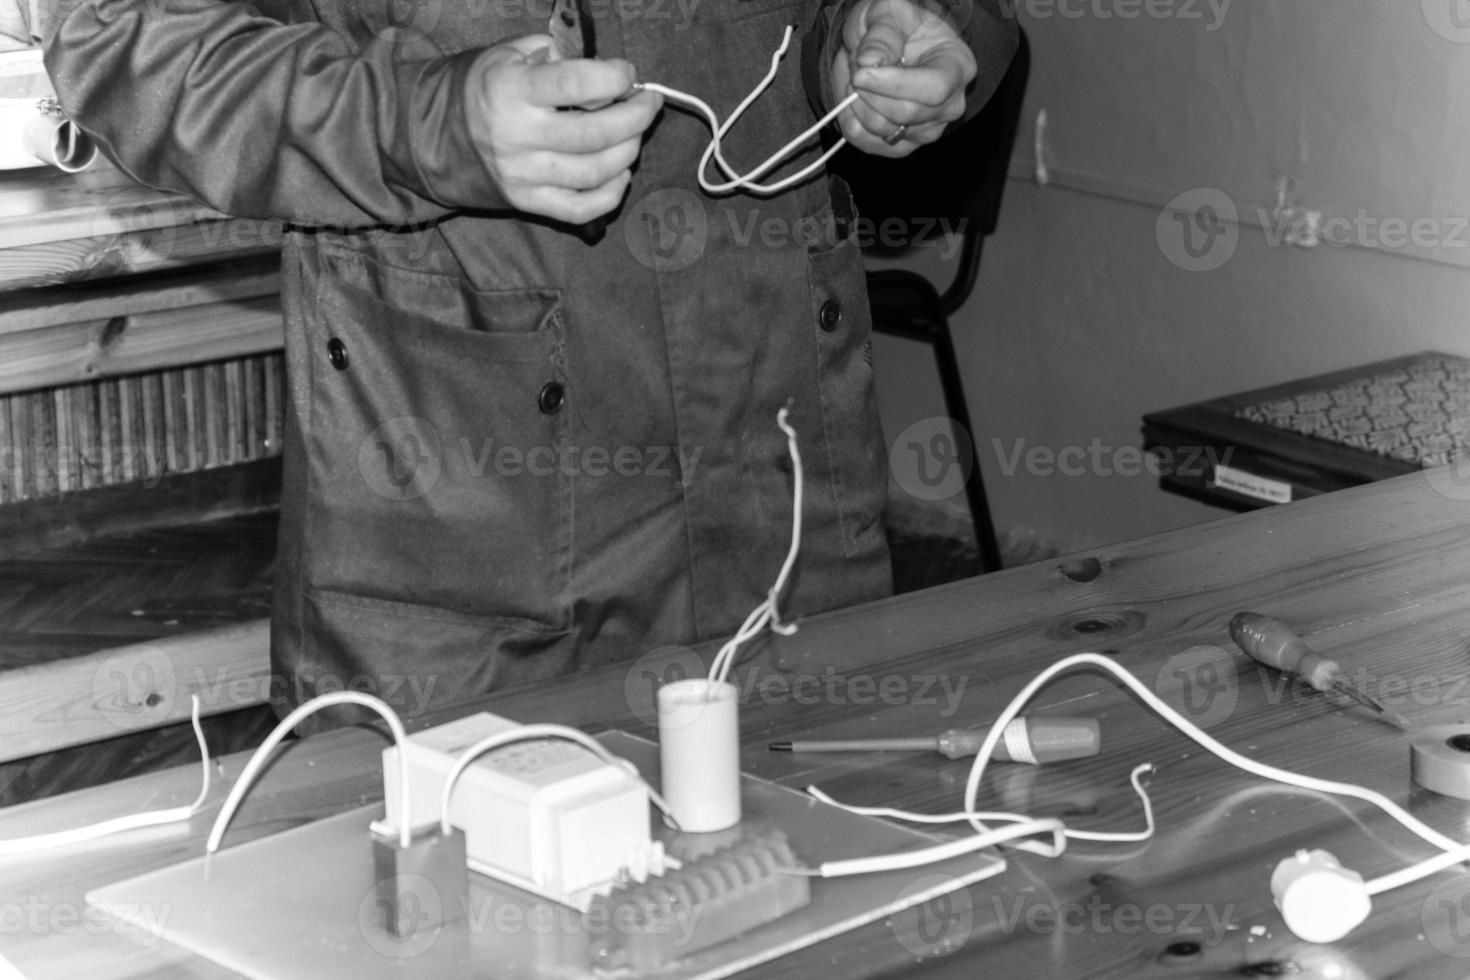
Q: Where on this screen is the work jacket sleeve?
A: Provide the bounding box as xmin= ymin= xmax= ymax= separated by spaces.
xmin=800 ymin=0 xmax=1019 ymax=127
xmin=41 ymin=0 xmax=507 ymax=226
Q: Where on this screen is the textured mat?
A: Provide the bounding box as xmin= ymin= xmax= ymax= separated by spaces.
xmin=1235 ymin=352 xmax=1470 ymax=466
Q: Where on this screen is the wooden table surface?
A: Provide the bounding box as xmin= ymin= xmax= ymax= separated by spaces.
xmin=7 ymin=470 xmax=1470 ymax=978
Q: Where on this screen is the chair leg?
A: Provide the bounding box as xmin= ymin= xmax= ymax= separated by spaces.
xmin=932 ymin=324 xmax=1003 ymax=573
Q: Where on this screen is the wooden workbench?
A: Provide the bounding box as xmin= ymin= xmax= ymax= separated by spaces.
xmin=5 ymin=470 xmax=1470 ymax=977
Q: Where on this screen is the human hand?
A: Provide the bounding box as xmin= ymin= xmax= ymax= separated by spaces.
xmin=465 ymin=35 xmax=663 ymax=223
xmin=830 ymin=0 xmax=977 ymax=157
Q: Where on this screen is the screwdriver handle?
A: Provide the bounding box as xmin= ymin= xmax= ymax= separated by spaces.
xmin=938 ymin=717 xmax=1100 ymax=762
xmin=1229 ymin=612 xmax=1341 ymax=692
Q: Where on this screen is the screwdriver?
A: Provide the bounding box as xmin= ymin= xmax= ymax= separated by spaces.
xmin=1228 ymin=612 xmax=1409 ymax=728
xmin=768 ymin=716 xmax=1101 ymax=764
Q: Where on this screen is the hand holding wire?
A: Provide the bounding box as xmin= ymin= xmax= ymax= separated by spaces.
xmin=464 ymin=36 xmax=662 ymax=223
xmin=832 ymin=0 xmax=977 ymax=155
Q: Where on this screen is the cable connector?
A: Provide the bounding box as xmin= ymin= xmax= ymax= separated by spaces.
xmin=371 ymin=824 xmax=469 ymax=939
xmin=1271 ymin=849 xmax=1371 ymax=943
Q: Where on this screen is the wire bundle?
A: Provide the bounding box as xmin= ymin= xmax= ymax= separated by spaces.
xmin=638 ymin=27 xmax=860 ymax=196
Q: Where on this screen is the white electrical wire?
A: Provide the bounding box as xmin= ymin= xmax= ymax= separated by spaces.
xmin=708 ymin=406 xmax=803 ymax=689
xmin=1365 ymin=843 xmax=1470 ymax=896
xmin=790 ymin=817 xmax=1068 ymax=878
xmin=206 ymin=691 xmax=413 ymax=852
xmin=0 ymin=695 xmax=211 ymax=856
xmin=805 ymin=649 xmax=1470 ymax=879
xmin=809 ymin=763 xmax=1158 ymax=846
xmin=957 ymin=652 xmax=1462 ymax=858
xmin=439 ymin=724 xmax=678 ymax=835
xmin=638 ymin=26 xmax=861 ymax=196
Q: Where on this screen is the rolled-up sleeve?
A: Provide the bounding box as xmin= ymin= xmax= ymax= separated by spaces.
xmin=43 ymin=0 xmax=507 ymax=225
xmin=801 ymin=0 xmax=1020 ymax=124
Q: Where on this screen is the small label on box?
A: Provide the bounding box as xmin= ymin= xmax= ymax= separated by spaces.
xmin=1211 ymin=463 xmax=1292 ymax=504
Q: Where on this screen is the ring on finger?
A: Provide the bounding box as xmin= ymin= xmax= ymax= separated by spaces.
xmin=882 ymin=123 xmax=908 ymax=146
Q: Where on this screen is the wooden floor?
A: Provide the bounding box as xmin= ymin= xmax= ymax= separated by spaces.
xmin=0 ymin=508 xmax=982 ymax=804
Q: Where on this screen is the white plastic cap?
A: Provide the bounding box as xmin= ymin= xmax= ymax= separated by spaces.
xmin=1270 ymin=849 xmax=1372 ymax=944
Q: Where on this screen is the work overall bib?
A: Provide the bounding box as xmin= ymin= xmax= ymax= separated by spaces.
xmin=46 ymin=0 xmax=1017 ymax=724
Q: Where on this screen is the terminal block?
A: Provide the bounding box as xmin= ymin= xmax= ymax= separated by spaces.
xmin=584 ymin=829 xmax=811 ymax=971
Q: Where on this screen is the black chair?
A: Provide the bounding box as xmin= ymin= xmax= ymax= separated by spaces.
xmin=831 ymin=30 xmax=1031 ymax=574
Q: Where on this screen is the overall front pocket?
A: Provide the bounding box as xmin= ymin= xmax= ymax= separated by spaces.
xmin=304 ymin=254 xmax=573 ymax=630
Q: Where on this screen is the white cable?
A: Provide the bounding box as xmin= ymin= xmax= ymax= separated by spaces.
xmin=810 ymin=817 xmax=1068 ymax=878
xmin=807 ymin=648 xmax=1464 ymax=877
xmin=638 ymin=26 xmax=860 ymax=196
xmin=439 ymin=724 xmax=678 ymax=835
xmin=809 ymin=763 xmax=1157 ymax=846
xmin=708 ymin=406 xmax=803 ymax=688
xmin=206 ymin=691 xmax=412 ymax=852
xmin=960 ymin=653 xmax=1462 ymax=857
xmin=0 ymin=695 xmax=211 ymax=856
xmin=1365 ymin=845 xmax=1470 ymax=896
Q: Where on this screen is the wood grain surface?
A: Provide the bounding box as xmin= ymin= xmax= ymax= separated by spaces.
xmin=5 ymin=471 xmax=1470 ymax=978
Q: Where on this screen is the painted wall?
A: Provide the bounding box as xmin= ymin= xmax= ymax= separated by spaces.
xmin=874 ymin=0 xmax=1470 ymax=557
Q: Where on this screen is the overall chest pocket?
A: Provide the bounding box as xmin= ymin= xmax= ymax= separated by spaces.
xmin=305 ymin=251 xmax=573 ymax=631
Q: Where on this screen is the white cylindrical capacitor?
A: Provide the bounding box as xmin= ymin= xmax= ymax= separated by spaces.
xmin=657 ymin=678 xmax=740 ymax=833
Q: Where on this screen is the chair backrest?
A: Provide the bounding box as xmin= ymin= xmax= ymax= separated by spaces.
xmin=829 ymin=29 xmax=1032 ymax=307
